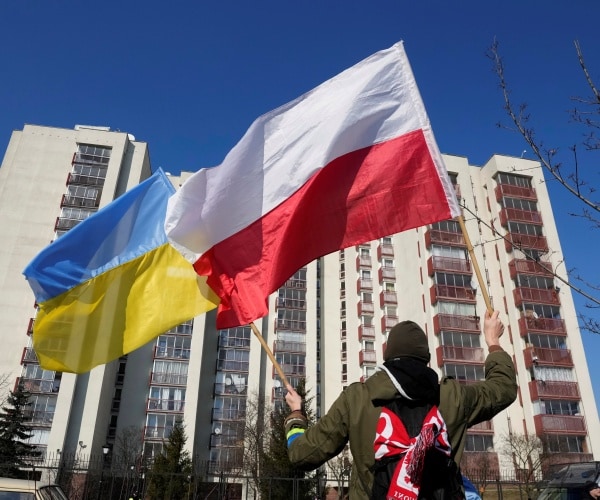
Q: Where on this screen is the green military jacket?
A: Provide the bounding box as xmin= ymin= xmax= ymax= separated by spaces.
xmin=286 ymin=349 xmax=517 ymax=499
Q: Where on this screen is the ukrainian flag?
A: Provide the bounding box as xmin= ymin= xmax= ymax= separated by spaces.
xmin=23 ymin=169 xmax=219 ymax=373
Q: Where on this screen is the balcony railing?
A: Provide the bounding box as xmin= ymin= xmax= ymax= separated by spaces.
xmin=518 ymin=316 xmax=566 ymax=336
xmin=356 ymin=256 xmax=372 ymax=268
xmin=468 ymin=420 xmax=494 ymax=433
xmin=435 ymin=345 xmax=485 ymax=366
xmin=275 ymin=297 xmax=306 ymax=309
xmin=381 ymin=315 xmax=399 ymax=331
xmin=54 ymin=217 xmax=84 ymax=231
xmin=154 ymin=346 xmax=191 ymax=360
xmin=425 ymin=229 xmax=466 ymax=248
xmin=21 ymin=347 xmax=39 ymax=364
xmin=273 ymin=340 xmax=306 ymax=353
xmin=144 ymin=425 xmax=173 ymax=440
xmin=509 ymin=258 xmax=553 ymax=278
xmin=358 ymin=301 xmax=375 ymax=315
xmin=378 ymin=243 xmax=394 ymax=259
xmin=524 ymin=346 xmax=573 ymax=368
xmin=499 ymin=207 xmax=543 ymax=226
xmin=60 ymin=194 xmax=100 ymax=209
xmin=357 ymin=278 xmax=373 ymax=291
xmin=427 ymin=256 xmax=471 ymax=275
xmin=147 ymin=399 xmax=185 ymax=412
xmin=379 ymin=267 xmax=396 ymax=281
xmin=67 ymin=172 xmax=106 ymax=187
xmin=16 ymin=377 xmax=59 ymax=394
xmin=513 ymin=287 xmax=560 ymax=306
xmin=211 ymin=408 xmax=245 ymax=421
xmin=505 ymin=234 xmax=548 ymax=253
xmin=274 ymin=364 xmax=306 ymax=377
xmin=282 ymin=277 xmax=306 ymax=289
xmin=433 ymin=314 xmax=480 ymax=334
xmin=22 ymin=409 xmax=54 ymax=425
xmin=495 ymin=183 xmax=537 ymax=201
xmin=430 ymin=285 xmax=476 ymax=304
xmin=359 ymin=350 xmax=377 ymax=365
xmin=275 ymin=319 xmax=306 ymax=331
xmin=150 ymin=372 xmax=188 ymax=386
xmin=380 ymin=291 xmax=398 ymax=306
xmin=529 ymin=380 xmax=580 ymax=400
xmin=359 ymin=325 xmax=376 ymax=340
xmin=27 ymin=318 xmax=35 ymax=336
xmin=534 ymin=414 xmax=587 ymax=435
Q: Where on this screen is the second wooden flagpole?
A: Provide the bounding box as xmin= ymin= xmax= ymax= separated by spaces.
xmin=456 ymin=215 xmax=494 ymax=315
xmin=250 ymin=321 xmax=290 ymax=388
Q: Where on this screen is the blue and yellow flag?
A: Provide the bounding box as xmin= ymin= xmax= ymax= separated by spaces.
xmin=23 ymin=169 xmax=219 ymax=373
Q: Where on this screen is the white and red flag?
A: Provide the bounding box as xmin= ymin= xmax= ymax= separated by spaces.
xmin=165 ymin=41 xmax=461 ymax=329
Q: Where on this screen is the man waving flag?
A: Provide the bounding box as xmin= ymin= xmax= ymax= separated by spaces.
xmin=165 ymin=41 xmax=460 ymax=329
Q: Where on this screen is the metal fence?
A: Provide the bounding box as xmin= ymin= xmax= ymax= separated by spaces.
xmin=1 ymin=455 xmax=578 ymax=500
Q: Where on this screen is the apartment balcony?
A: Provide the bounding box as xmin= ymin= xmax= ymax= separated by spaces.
xmin=27 ymin=318 xmax=35 ymax=336
xmin=380 ymin=290 xmax=398 ymax=306
xmin=499 ymin=207 xmax=543 ymax=226
xmin=275 ymin=297 xmax=306 ymax=309
xmin=455 ymin=378 xmax=483 ymax=386
xmin=359 ymin=325 xmax=376 ymax=341
xmin=505 ymin=233 xmax=548 ymax=253
xmin=435 ymin=345 xmax=485 ymax=367
xmin=533 ymin=414 xmax=587 ymax=435
xmin=468 ymin=420 xmax=494 ymax=434
xmin=273 ymin=364 xmax=306 ymax=378
xmin=275 ymin=319 xmax=306 ymax=331
xmin=509 ymin=258 xmax=553 ymax=279
xmin=524 ymin=346 xmax=573 ymax=368
xmin=358 ymin=301 xmax=375 ymax=315
xmin=72 ymin=151 xmax=110 ymax=167
xmin=16 ymin=377 xmax=60 ymax=394
xmin=211 ymin=407 xmax=245 ymax=421
xmin=54 ymin=217 xmax=83 ymax=232
xmin=23 ymin=409 xmax=54 ymax=426
xmin=378 ymin=243 xmax=394 ymax=259
xmin=153 ymin=346 xmax=191 ymax=360
xmin=379 ymin=267 xmax=396 ymax=281
xmin=427 ymin=256 xmax=471 ymax=275
xmin=273 ymin=340 xmax=306 ymax=353
xmin=513 ymin=287 xmax=560 ymax=307
xmin=518 ymin=316 xmax=567 ymax=336
xmin=150 ymin=372 xmax=188 ymax=386
xmin=425 ymin=229 xmax=466 ymax=248
xmin=381 ymin=315 xmax=399 ymax=331
xmin=357 ymin=278 xmax=373 ymax=292
xmin=60 ymin=193 xmax=100 ymax=209
xmin=529 ymin=380 xmax=580 ymax=400
xmin=433 ymin=314 xmax=480 ymax=334
xmin=148 ymin=398 xmax=185 ymax=412
xmin=21 ymin=347 xmax=39 ymax=364
xmin=67 ymin=172 xmax=106 ymax=187
xmin=359 ymin=349 xmax=377 ymax=365
xmin=282 ymin=277 xmax=306 ymax=289
xmin=495 ymin=183 xmax=537 ymax=201
xmin=430 ymin=285 xmax=476 ymax=304
xmin=356 ymin=256 xmax=372 ymax=269
xmin=144 ymin=425 xmax=173 ymax=440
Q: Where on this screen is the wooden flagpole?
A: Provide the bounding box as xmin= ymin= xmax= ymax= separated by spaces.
xmin=456 ymin=215 xmax=494 ymax=315
xmin=250 ymin=322 xmax=290 ymax=388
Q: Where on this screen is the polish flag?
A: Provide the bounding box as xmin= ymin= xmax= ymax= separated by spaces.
xmin=165 ymin=41 xmax=461 ymax=329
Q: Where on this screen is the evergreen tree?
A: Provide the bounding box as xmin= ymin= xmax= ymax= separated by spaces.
xmin=260 ymin=379 xmax=318 ymax=499
xmin=146 ymin=421 xmax=192 ymax=500
xmin=0 ymin=383 xmax=41 ymax=477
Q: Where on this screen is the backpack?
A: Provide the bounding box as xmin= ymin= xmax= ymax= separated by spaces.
xmin=370 ymin=398 xmax=465 ymax=500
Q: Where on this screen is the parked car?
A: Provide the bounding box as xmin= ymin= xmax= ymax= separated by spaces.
xmin=0 ymin=477 xmax=68 ymax=500
xmin=538 ymin=462 xmax=600 ymax=500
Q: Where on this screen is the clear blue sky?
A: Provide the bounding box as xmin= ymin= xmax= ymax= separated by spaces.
xmin=2 ymin=2 xmax=599 ymax=410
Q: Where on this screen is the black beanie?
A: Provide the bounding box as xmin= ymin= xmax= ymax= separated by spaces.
xmin=384 ymin=321 xmax=430 ymax=363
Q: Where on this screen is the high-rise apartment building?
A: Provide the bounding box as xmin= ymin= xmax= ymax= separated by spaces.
xmin=0 ymin=125 xmax=597 ymax=486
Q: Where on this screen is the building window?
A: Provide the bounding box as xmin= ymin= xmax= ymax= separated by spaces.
xmin=496 ymin=172 xmax=532 ymax=189
xmin=444 ymin=364 xmax=484 ymax=382
xmin=544 ymin=435 xmax=584 ymax=453
xmin=465 ymin=434 xmax=493 ymax=452
xmin=441 ymin=331 xmax=481 ymax=348
xmin=432 ymin=220 xmax=461 ymax=233
xmin=503 ymin=197 xmax=538 ymax=212
xmin=435 ymin=273 xmax=472 ymax=287
xmin=507 ymin=221 xmax=543 ymax=236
